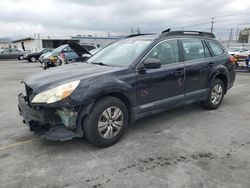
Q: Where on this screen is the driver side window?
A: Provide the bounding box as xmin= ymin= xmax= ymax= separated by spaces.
xmin=146 ymin=40 xmax=180 ymax=65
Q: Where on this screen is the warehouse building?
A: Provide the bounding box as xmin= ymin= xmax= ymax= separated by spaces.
xmin=12 ymin=34 xmax=122 ymax=53
xmin=71 ymin=35 xmax=122 ymax=48
xmin=238 ymin=28 xmax=250 ymax=43
xmin=12 ymin=36 xmax=80 ymax=52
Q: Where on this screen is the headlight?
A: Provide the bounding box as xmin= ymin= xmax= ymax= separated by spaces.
xmin=50 ymin=56 xmax=57 ymax=61
xmin=31 ymin=80 xmax=80 ymax=104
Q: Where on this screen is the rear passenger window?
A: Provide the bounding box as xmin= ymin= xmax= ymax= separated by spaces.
xmin=146 ymin=40 xmax=180 ymax=65
xmin=207 ymin=41 xmax=224 ymax=56
xmin=181 ymin=39 xmax=205 ymax=61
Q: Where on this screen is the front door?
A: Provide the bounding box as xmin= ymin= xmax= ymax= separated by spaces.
xmin=136 ymin=39 xmax=185 ymax=114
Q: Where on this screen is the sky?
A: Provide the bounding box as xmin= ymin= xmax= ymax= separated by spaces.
xmin=0 ymin=0 xmax=250 ymax=40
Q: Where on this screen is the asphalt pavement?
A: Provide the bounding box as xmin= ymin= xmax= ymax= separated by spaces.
xmin=1 ymin=60 xmax=250 ymax=188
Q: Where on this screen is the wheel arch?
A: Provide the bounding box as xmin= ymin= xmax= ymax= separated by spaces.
xmin=214 ymin=74 xmax=227 ymax=94
xmin=95 ymin=92 xmax=133 ymax=124
xmin=208 ymin=65 xmax=229 ymax=94
xmin=76 ymin=91 xmax=134 ymax=129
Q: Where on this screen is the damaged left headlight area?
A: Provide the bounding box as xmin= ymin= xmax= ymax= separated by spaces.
xmin=18 ymin=93 xmax=83 ymax=141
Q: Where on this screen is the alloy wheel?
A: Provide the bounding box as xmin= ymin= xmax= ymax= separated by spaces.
xmin=98 ymin=106 xmax=123 ymax=139
xmin=31 ymin=57 xmax=36 ymax=62
xmin=211 ymin=84 xmax=223 ymax=105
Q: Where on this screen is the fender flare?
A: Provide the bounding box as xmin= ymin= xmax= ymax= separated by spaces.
xmin=208 ymin=65 xmax=229 ymax=89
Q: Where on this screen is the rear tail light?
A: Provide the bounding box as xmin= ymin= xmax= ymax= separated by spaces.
xmin=228 ymin=56 xmax=234 ymax=63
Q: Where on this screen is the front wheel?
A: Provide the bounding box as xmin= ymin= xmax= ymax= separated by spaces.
xmin=29 ymin=56 xmax=37 ymax=62
xmin=83 ymin=97 xmax=128 ymax=147
xmin=201 ymin=79 xmax=225 ymax=110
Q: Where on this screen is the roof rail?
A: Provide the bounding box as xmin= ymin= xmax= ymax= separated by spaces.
xmin=160 ymin=30 xmax=215 ymax=38
xmin=125 ymin=33 xmax=156 ymax=38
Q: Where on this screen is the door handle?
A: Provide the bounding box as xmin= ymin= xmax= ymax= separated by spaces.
xmin=174 ymin=69 xmax=184 ymax=76
xmin=208 ymin=62 xmax=215 ymax=68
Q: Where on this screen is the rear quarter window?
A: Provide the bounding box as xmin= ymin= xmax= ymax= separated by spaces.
xmin=207 ymin=41 xmax=225 ymax=56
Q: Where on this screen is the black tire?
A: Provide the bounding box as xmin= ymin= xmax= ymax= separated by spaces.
xmin=18 ymin=55 xmax=24 ymax=60
xmin=201 ymin=78 xmax=225 ymax=110
xmin=83 ymin=96 xmax=129 ymax=147
xmin=29 ymin=56 xmax=37 ymax=62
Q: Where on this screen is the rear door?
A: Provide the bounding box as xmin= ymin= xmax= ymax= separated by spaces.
xmin=180 ymin=38 xmax=212 ymax=100
xmin=11 ymin=48 xmax=22 ymax=59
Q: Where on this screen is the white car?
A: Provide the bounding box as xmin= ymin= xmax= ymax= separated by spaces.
xmin=228 ymin=47 xmax=250 ymax=59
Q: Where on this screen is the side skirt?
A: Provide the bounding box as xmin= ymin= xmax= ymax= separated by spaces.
xmin=133 ymin=89 xmax=209 ymax=121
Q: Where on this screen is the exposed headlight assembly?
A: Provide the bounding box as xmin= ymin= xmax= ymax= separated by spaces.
xmin=31 ymin=80 xmax=80 ymax=104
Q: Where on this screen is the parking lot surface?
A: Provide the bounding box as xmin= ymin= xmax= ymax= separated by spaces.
xmin=1 ymin=60 xmax=250 ymax=188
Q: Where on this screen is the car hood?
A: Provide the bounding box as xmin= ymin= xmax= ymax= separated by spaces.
xmin=39 ymin=52 xmax=52 ymax=60
xmin=23 ymin=63 xmax=121 ymax=93
xmin=68 ymin=43 xmax=91 ymax=56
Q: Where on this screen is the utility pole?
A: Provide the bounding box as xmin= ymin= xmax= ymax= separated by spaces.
xmin=228 ymin=28 xmax=233 ymax=48
xmin=130 ymin=27 xmax=134 ymax=35
xmin=210 ymin=17 xmax=215 ymax=33
xmin=236 ymin=24 xmax=239 ymax=41
xmin=136 ymin=28 xmax=140 ymax=34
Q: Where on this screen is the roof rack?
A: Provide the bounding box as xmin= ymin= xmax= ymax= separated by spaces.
xmin=160 ymin=30 xmax=215 ymax=38
xmin=125 ymin=33 xmax=156 ymax=38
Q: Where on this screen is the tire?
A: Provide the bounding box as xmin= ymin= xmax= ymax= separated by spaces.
xmin=18 ymin=55 xmax=24 ymax=60
xmin=201 ymin=78 xmax=225 ymax=110
xmin=83 ymin=96 xmax=129 ymax=147
xmin=29 ymin=56 xmax=36 ymax=62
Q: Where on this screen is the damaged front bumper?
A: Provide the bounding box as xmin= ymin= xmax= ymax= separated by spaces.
xmin=18 ymin=93 xmax=85 ymax=141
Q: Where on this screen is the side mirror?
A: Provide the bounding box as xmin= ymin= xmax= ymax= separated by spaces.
xmin=144 ymin=58 xmax=161 ymax=69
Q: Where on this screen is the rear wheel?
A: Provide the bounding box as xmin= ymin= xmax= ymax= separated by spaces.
xmin=83 ymin=97 xmax=128 ymax=147
xmin=18 ymin=55 xmax=24 ymax=60
xmin=201 ymin=78 xmax=225 ymax=110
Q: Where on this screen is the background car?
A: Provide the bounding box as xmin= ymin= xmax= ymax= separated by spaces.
xmin=23 ymin=48 xmax=52 ymax=62
xmin=42 ymin=43 xmax=95 ymax=69
xmin=228 ymin=47 xmax=250 ymax=59
xmin=41 ymin=44 xmax=78 ymax=67
xmin=0 ymin=48 xmax=26 ymax=60
xmin=38 ymin=51 xmax=52 ymax=64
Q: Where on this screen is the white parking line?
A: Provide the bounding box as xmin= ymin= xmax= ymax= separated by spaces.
xmin=0 ymin=137 xmax=41 ymax=151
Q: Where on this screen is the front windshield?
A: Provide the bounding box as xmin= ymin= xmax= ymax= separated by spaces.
xmin=87 ymin=39 xmax=152 ymax=66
